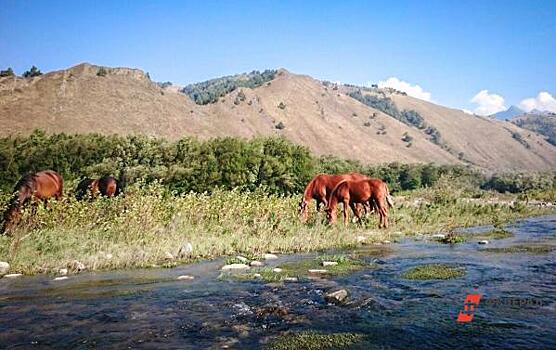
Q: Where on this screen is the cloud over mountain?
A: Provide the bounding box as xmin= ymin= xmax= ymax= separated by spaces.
xmin=470 ymin=90 xmax=506 ymax=116
xmin=377 ymin=77 xmax=432 ymax=102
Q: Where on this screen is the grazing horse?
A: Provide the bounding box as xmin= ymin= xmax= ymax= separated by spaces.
xmin=326 ymin=178 xmax=393 ymax=228
xmin=1 ymin=170 xmax=63 ymax=235
xmin=75 ymin=175 xmax=120 ymax=200
xmin=299 ymin=173 xmax=369 ymax=222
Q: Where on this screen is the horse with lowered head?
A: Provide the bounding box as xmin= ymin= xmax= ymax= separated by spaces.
xmin=1 ymin=170 xmax=64 ymax=235
xmin=326 ymin=178 xmax=393 ymax=228
xmin=75 ymin=175 xmax=120 ymax=200
xmin=299 ymin=173 xmax=370 ymax=222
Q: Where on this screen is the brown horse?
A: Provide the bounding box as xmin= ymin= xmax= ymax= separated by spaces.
xmin=326 ymin=178 xmax=393 ymax=228
xmin=1 ymin=170 xmax=64 ymax=235
xmin=75 ymin=175 xmax=120 ymax=200
xmin=299 ymin=173 xmax=369 ymax=222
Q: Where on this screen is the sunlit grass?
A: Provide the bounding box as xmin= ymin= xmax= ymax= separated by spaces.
xmin=0 ymin=183 xmax=554 ymax=275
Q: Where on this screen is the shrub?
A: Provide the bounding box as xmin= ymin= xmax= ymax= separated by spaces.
xmin=182 ymin=70 xmax=276 ymax=105
xmin=275 ymin=122 xmax=285 ymax=130
xmin=277 ymin=102 xmax=286 ymax=110
xmin=0 ymin=67 xmax=15 ymax=77
xmin=22 ymin=65 xmax=42 ymax=78
xmin=97 ymin=67 xmax=108 ymax=77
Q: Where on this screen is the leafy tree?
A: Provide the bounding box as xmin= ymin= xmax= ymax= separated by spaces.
xmin=22 ymin=65 xmax=42 ymax=78
xmin=0 ymin=67 xmax=15 ymax=77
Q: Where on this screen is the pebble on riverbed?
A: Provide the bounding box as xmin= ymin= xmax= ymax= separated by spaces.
xmin=478 ymin=240 xmax=489 ymax=245
xmin=4 ymin=273 xmax=22 ymax=278
xmin=222 ymin=264 xmax=250 ymax=271
xmin=321 ymin=261 xmax=338 ymax=267
xmin=264 ymin=253 xmax=278 ymax=260
xmin=0 ymin=261 xmax=10 ymax=276
xmin=272 ymin=268 xmax=283 ymax=273
xmin=53 ymin=276 xmax=68 ymax=281
xmin=250 ymin=261 xmax=264 ymax=267
xmin=308 ymin=269 xmax=328 ymax=274
xmin=325 ymin=289 xmax=349 ymax=305
xmin=177 ymin=275 xmax=195 ymax=280
xmin=236 ymin=256 xmax=249 ymax=263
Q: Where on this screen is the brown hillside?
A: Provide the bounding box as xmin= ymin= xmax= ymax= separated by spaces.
xmin=1 ymin=63 xmax=555 ymax=170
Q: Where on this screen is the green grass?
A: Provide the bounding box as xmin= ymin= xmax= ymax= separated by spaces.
xmin=266 ymin=331 xmax=366 ymax=350
xmin=435 ymin=233 xmax=466 ymax=244
xmin=0 ymin=183 xmax=554 ymax=275
xmin=401 ymin=264 xmax=466 ymax=280
xmin=481 ymin=244 xmax=553 ymax=254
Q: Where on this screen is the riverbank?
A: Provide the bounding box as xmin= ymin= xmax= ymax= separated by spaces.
xmin=0 ymin=182 xmax=554 ymax=276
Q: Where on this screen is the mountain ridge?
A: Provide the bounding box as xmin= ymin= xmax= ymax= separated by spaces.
xmin=1 ymin=63 xmax=555 ymax=171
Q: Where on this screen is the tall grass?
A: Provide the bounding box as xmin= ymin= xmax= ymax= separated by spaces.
xmin=0 ymin=181 xmax=553 ymax=275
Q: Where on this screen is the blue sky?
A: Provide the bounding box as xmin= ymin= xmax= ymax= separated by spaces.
xmin=1 ymin=0 xmax=555 ymax=114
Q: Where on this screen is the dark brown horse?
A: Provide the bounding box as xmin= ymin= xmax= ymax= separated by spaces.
xmin=1 ymin=170 xmax=64 ymax=235
xmin=299 ymin=173 xmax=369 ymax=222
xmin=326 ymin=178 xmax=393 ymax=228
xmin=75 ymin=175 xmax=120 ymax=200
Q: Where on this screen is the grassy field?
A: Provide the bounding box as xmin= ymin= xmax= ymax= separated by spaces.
xmin=0 ymin=179 xmax=554 ymax=275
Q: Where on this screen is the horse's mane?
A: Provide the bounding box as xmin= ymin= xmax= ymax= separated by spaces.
xmin=302 ymin=174 xmax=320 ymax=202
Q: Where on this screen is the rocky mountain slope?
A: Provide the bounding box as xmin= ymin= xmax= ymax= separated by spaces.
xmin=1 ymin=63 xmax=555 ymax=170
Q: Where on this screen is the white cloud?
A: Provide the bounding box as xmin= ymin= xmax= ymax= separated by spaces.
xmin=376 ymin=77 xmax=433 ymax=102
xmin=470 ymin=90 xmax=506 ymax=116
xmin=518 ymin=91 xmax=556 ymax=113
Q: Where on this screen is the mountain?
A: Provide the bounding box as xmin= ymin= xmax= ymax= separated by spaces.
xmin=491 ymin=105 xmax=525 ymax=120
xmin=511 ymin=112 xmax=556 ymax=146
xmin=1 ymin=63 xmax=555 ymax=171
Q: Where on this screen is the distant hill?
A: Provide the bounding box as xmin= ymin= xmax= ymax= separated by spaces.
xmin=491 ymin=105 xmax=524 ymax=120
xmin=511 ymin=113 xmax=556 ymax=146
xmin=1 ymin=63 xmax=555 ymax=171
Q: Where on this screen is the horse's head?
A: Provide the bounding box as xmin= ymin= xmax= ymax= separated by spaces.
xmin=1 ymin=205 xmax=21 ymax=235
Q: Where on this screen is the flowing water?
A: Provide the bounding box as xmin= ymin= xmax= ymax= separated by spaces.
xmin=1 ymin=216 xmax=555 ymax=349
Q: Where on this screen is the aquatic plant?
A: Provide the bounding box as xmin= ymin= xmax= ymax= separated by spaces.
xmin=401 ymin=264 xmax=465 ymax=280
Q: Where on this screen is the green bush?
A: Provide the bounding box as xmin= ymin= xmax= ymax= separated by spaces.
xmin=0 ymin=67 xmax=15 ymax=77
xmin=182 ymin=70 xmax=276 ymax=105
xmin=22 ymin=65 xmax=42 ymax=78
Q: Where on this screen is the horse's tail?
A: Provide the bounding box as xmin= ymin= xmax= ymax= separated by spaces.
xmin=385 ymin=183 xmax=394 ymax=208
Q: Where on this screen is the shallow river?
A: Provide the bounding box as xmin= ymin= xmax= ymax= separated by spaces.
xmin=1 ymin=216 xmax=555 ymax=349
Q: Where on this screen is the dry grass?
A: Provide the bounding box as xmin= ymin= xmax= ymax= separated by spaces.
xmin=0 ymin=183 xmax=554 ymax=275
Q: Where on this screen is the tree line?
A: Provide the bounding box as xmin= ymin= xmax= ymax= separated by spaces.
xmin=1 ymin=131 xmax=552 ymax=195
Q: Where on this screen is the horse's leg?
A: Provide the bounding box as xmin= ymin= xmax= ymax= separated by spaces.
xmin=350 ymin=202 xmax=362 ymax=224
xmin=343 ymin=200 xmax=349 ymax=226
xmin=316 ymin=199 xmax=322 ymax=212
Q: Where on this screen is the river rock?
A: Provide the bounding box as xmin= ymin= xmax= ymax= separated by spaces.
xmin=272 ymin=268 xmax=283 ymax=273
xmin=67 ymin=260 xmax=86 ymax=273
xmin=264 ymin=253 xmax=278 ymax=260
xmin=53 ymin=276 xmax=68 ymax=281
xmin=0 ymin=261 xmax=9 ymax=276
xmin=58 ymin=268 xmax=68 ymax=276
xmin=478 ymin=240 xmax=489 ymax=245
xmin=4 ymin=273 xmax=22 ymax=278
xmin=178 ymin=242 xmax=193 ymax=258
xmin=250 ymin=260 xmax=264 ymax=267
xmin=221 ymin=264 xmax=250 ymax=271
xmin=308 ymin=269 xmax=328 ymax=274
xmin=236 ymin=256 xmax=249 ymax=263
xmin=177 ymin=275 xmax=195 ymax=280
xmin=283 ymin=277 xmax=298 ymax=282
xmin=321 ymin=261 xmax=338 ymax=267
xmin=253 ymin=273 xmax=262 ymax=278
xmin=432 ymin=234 xmax=446 ymax=239
xmin=325 ymin=289 xmax=349 ymax=304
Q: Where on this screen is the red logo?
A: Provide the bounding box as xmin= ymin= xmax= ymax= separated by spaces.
xmin=457 ymin=294 xmax=481 ymax=323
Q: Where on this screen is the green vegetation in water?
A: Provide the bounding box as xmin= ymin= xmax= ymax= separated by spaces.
xmin=266 ymin=331 xmax=366 ymax=350
xmin=435 ymin=232 xmax=466 ymax=244
xmin=464 ymin=229 xmax=514 ymax=241
xmin=481 ymin=244 xmax=553 ymax=254
xmin=401 ymin=264 xmax=466 ymax=280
